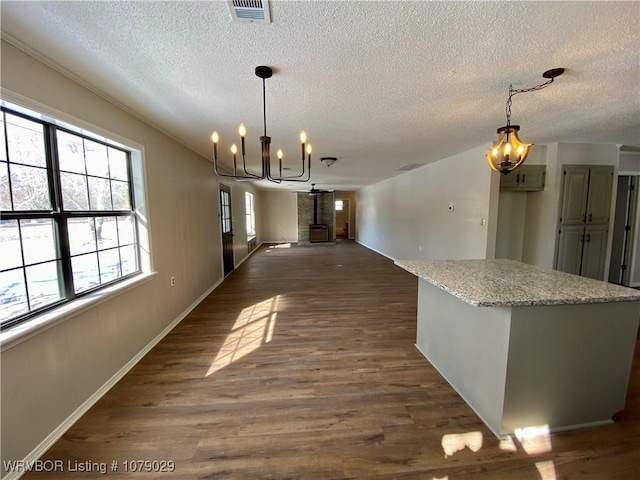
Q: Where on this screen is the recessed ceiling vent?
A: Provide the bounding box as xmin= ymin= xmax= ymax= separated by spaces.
xmin=227 ymin=0 xmax=271 ymax=23
xmin=397 ymin=163 xmax=424 ymax=171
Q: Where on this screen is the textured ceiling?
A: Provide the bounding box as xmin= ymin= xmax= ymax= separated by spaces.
xmin=1 ymin=1 xmax=639 ymax=191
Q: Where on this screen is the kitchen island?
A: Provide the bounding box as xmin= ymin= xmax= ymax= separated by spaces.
xmin=395 ymin=258 xmax=640 ymax=438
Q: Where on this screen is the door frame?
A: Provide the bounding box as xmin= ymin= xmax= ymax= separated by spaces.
xmin=219 ymin=182 xmax=234 ymax=277
xmin=334 ymin=196 xmax=353 ymax=239
xmin=615 ymin=172 xmax=640 ymax=286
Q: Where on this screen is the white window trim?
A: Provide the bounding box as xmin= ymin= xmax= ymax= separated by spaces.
xmin=0 ymin=272 xmax=156 ymax=351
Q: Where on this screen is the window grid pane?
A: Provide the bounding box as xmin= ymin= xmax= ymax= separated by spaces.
xmin=0 ymin=269 xmax=28 ymax=322
xmin=6 ymin=113 xmax=46 ymax=168
xmin=21 ymin=219 xmax=59 ymax=265
xmin=1 ymin=219 xmax=23 ymax=270
xmin=0 ymin=161 xmax=10 ymax=210
xmin=25 ymin=261 xmax=63 ymax=309
xmin=61 ymin=171 xmax=90 ymax=210
xmin=0 ymin=115 xmax=6 ymax=162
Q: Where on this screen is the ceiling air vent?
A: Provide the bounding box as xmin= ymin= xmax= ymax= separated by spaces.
xmin=397 ymin=163 xmax=424 ymax=172
xmin=227 ymin=0 xmax=271 ymax=23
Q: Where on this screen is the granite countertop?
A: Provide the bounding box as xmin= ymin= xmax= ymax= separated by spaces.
xmin=394 ymin=258 xmax=640 ymax=307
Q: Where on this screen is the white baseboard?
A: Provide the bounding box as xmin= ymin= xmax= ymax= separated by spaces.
xmin=356 ymin=240 xmax=397 ymax=262
xmin=5 ymin=278 xmax=225 ymax=480
xmin=234 ymin=241 xmax=264 ymax=269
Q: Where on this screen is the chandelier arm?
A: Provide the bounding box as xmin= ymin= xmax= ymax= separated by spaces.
xmin=279 ymin=155 xmax=307 ymax=179
xmin=271 ymin=170 xmax=311 ymax=183
xmin=271 ymin=150 xmax=312 ymax=182
xmin=239 ymin=156 xmax=264 ymax=178
xmin=234 ymin=136 xmax=267 ymax=179
xmin=213 ymin=159 xmax=264 ymax=180
xmin=264 ymin=165 xmax=283 ymax=183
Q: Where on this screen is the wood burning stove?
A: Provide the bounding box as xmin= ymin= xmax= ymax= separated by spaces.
xmin=309 ymin=224 xmax=329 ymax=242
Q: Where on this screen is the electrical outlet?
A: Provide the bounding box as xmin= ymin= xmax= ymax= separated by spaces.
xmin=170 ymin=276 xmax=175 ymax=287
xmin=419 ymin=245 xmax=423 ymax=252
xmin=448 ymin=203 xmax=455 ymax=212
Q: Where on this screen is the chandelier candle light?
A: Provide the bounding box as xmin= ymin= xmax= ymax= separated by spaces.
xmin=487 ymin=68 xmax=564 ymax=174
xmin=211 ymin=66 xmax=312 ymax=183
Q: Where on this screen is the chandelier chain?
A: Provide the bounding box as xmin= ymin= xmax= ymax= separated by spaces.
xmin=505 ymin=78 xmax=556 ymax=126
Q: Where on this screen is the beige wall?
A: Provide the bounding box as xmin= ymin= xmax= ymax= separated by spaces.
xmin=356 ymin=145 xmax=498 ymax=261
xmin=259 ymin=190 xmax=298 ymax=243
xmin=0 ymin=39 xmax=259 ymax=473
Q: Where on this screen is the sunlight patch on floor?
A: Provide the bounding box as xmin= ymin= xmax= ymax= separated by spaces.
xmin=266 ymin=243 xmax=291 ymax=251
xmin=441 ymin=431 xmax=482 ymax=458
xmin=206 ymin=296 xmax=281 ymax=376
xmin=442 ymin=425 xmax=555 ymax=479
xmin=535 ymin=460 xmax=557 ymax=480
xmin=514 ymin=424 xmax=553 ymax=455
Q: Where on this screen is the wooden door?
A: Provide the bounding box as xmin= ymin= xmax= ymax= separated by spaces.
xmin=220 ymin=184 xmax=234 ymax=276
xmin=560 ymin=166 xmax=590 ymax=225
xmin=585 ymin=166 xmax=613 ymax=224
xmin=581 ymin=224 xmax=609 ymax=280
xmin=556 ymin=225 xmax=585 ymax=275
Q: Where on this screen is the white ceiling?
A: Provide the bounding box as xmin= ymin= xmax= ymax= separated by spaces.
xmin=1 ymin=1 xmax=639 ymax=192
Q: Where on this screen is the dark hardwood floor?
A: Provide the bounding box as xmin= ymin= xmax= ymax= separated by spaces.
xmin=24 ymin=241 xmax=640 ymax=479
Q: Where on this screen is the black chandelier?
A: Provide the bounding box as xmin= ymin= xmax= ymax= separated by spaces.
xmin=487 ymin=68 xmax=564 ymax=174
xmin=211 ymin=66 xmax=312 ymax=183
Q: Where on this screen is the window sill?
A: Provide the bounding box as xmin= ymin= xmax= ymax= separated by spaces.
xmin=0 ymin=272 xmax=157 ymax=352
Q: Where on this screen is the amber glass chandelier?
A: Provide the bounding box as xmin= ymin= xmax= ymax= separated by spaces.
xmin=211 ymin=66 xmax=312 ymax=183
xmin=487 ymin=68 xmax=564 ymax=174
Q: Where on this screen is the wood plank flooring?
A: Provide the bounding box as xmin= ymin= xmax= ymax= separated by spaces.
xmin=23 ymin=241 xmax=640 ymax=479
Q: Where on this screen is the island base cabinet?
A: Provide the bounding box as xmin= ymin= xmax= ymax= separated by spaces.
xmin=416 ymin=279 xmax=640 ymax=438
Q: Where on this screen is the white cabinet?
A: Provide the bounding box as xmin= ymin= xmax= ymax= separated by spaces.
xmin=499 ymin=164 xmax=546 ymax=191
xmin=581 ymin=224 xmax=609 ymax=279
xmin=555 ymin=165 xmax=613 ymax=280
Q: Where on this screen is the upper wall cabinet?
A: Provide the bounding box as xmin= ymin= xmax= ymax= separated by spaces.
xmin=559 ymin=166 xmax=613 ymax=226
xmin=499 ymin=164 xmax=546 ymax=191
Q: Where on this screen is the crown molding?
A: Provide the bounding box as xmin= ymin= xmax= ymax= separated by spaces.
xmin=0 ymin=32 xmax=209 ymax=162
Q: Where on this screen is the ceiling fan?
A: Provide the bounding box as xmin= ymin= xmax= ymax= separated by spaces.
xmin=307 ymin=183 xmax=332 ymax=196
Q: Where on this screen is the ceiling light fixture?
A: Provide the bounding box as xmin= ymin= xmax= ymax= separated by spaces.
xmin=487 ymin=68 xmax=564 ymax=174
xmin=211 ymin=66 xmax=311 ymax=183
xmin=320 ymin=157 xmax=337 ymax=167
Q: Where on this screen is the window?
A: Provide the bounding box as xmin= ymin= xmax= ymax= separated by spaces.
xmin=335 ymin=200 xmax=343 ymax=211
xmin=245 ymin=192 xmax=256 ymax=237
xmin=220 ymin=188 xmax=231 ymax=234
xmin=0 ymin=105 xmax=140 ymax=330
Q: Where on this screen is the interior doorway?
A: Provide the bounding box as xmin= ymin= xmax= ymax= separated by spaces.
xmin=335 ymin=199 xmax=350 ymax=239
xmin=609 ymin=175 xmax=638 ymax=285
